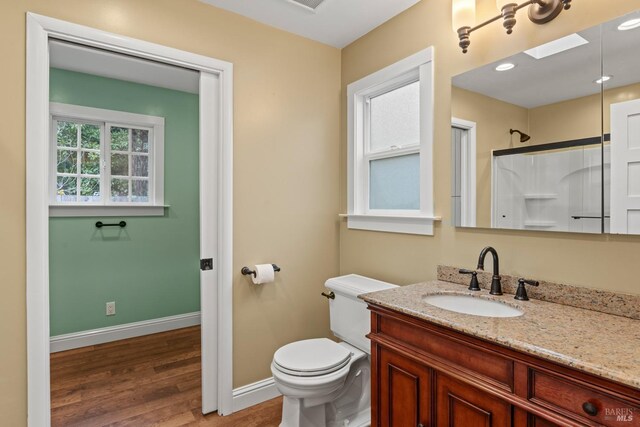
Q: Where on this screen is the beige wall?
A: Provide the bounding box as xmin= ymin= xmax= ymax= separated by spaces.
xmin=340 ymin=0 xmax=640 ymax=295
xmin=0 ymin=0 xmax=340 ymax=423
xmin=529 ymin=82 xmax=640 ymax=143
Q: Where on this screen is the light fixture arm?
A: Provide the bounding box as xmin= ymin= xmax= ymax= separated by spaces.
xmin=456 ymin=0 xmax=572 ymax=54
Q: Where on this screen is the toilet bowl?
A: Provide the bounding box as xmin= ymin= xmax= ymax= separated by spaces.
xmin=271 ymin=275 xmax=397 ymax=427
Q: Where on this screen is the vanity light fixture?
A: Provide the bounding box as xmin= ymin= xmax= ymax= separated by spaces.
xmin=594 ymin=75 xmax=612 ymax=84
xmin=618 ymin=18 xmax=640 ymax=31
xmin=453 ymin=0 xmax=572 ymax=54
xmin=495 ymin=62 xmax=516 ymax=71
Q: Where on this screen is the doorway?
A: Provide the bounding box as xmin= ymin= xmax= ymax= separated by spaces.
xmin=451 ymin=117 xmax=477 ymax=227
xmin=26 ymin=13 xmax=234 ymax=426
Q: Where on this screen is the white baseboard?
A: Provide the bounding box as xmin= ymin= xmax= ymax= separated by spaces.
xmin=232 ymin=377 xmax=281 ymax=413
xmin=50 ymin=311 xmax=201 ymax=353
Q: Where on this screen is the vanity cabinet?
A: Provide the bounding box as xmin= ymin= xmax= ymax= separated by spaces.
xmin=435 ymin=373 xmax=512 ymax=427
xmin=378 ymin=348 xmax=431 ymax=426
xmin=368 ymin=304 xmax=640 ymax=427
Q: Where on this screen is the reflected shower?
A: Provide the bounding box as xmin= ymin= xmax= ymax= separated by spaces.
xmin=510 ymin=129 xmax=531 ymax=143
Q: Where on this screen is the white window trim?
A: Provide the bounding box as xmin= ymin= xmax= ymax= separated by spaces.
xmin=49 ymin=102 xmax=165 ymax=216
xmin=347 ymin=46 xmax=437 ymax=235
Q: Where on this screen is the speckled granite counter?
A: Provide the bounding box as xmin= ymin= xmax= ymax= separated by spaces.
xmin=360 ymin=280 xmax=640 ymax=390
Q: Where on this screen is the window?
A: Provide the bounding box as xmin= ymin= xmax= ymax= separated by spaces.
xmin=346 ymin=47 xmax=436 ymax=235
xmin=50 ymin=103 xmax=165 ymax=216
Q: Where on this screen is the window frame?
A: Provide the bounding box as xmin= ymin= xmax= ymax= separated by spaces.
xmin=347 ymin=47 xmax=436 ymax=235
xmin=49 ymin=102 xmax=165 ymax=217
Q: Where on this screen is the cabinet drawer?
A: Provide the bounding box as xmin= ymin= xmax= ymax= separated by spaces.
xmin=529 ymin=369 xmax=639 ymax=426
xmin=377 ymin=315 xmax=514 ymax=391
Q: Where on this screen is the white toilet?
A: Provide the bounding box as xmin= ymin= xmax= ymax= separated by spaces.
xmin=271 ymin=274 xmax=397 ymax=427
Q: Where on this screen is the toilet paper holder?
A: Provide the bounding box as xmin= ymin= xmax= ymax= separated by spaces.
xmin=241 ymin=264 xmax=281 ymax=278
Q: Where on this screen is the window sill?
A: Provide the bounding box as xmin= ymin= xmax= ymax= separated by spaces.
xmin=341 ymin=213 xmax=441 ymax=236
xmin=49 ymin=205 xmax=169 ymax=217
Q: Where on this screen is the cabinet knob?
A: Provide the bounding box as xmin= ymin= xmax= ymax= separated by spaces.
xmin=418 ymin=424 xmax=424 ymax=427
xmin=582 ymin=401 xmax=598 ymax=416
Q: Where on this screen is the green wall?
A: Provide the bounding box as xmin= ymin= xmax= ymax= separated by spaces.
xmin=49 ymin=68 xmax=200 ymax=336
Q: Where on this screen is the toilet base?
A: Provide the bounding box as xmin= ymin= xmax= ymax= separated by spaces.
xmin=279 ymin=397 xmax=371 ymax=427
xmin=280 ymin=396 xmax=327 ymax=427
xmin=278 ymin=354 xmax=371 ymax=427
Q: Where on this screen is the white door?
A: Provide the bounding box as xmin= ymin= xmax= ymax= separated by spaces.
xmin=199 ymin=71 xmax=220 ymax=413
xmin=610 ymin=98 xmax=640 ymax=234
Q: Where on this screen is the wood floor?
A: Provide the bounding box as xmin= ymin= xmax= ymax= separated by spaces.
xmin=50 ymin=326 xmax=282 ymax=426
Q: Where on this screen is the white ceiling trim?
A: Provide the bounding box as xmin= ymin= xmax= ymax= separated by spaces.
xmin=199 ymin=0 xmax=421 ymax=48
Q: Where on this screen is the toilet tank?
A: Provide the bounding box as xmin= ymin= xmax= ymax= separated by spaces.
xmin=325 ymin=274 xmax=397 ymax=354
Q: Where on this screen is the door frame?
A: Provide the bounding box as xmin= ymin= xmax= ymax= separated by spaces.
xmin=26 ymin=13 xmax=234 ymax=425
xmin=451 ymin=117 xmax=477 ymax=227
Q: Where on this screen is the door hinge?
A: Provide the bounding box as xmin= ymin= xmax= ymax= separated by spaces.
xmin=200 ymin=258 xmax=214 ymax=271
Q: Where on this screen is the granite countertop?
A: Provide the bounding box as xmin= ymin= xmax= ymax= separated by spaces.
xmin=360 ymin=280 xmax=640 ymax=390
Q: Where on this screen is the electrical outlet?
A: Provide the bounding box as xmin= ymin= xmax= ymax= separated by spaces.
xmin=106 ymin=301 xmax=116 ymax=316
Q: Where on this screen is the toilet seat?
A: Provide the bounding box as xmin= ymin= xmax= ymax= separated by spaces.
xmin=273 ymin=338 xmax=352 ymax=377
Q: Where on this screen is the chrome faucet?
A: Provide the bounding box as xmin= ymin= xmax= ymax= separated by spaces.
xmin=477 ymin=246 xmax=502 ymax=295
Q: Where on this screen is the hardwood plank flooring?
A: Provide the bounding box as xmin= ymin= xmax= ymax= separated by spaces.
xmin=51 ymin=326 xmax=282 ymax=426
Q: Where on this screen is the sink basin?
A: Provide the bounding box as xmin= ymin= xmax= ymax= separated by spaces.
xmin=423 ymin=294 xmax=523 ymax=318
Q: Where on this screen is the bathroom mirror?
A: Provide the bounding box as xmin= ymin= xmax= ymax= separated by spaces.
xmin=451 ymin=18 xmax=605 ymax=233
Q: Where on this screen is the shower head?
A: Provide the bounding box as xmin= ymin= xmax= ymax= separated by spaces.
xmin=510 ymin=128 xmax=531 ymax=143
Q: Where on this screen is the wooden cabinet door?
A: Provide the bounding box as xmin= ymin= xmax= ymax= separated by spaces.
xmin=435 ymin=374 xmax=512 ymax=427
xmin=378 ymin=347 xmax=431 ymax=427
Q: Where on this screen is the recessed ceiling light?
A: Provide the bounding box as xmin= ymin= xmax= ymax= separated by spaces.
xmin=594 ymin=75 xmax=612 ymax=84
xmin=618 ymin=19 xmax=640 ymax=31
xmin=524 ymin=33 xmax=589 ymax=60
xmin=495 ymin=63 xmax=515 ymax=71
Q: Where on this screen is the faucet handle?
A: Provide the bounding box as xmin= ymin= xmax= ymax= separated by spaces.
xmin=459 ymin=269 xmax=481 ymax=291
xmin=515 ymin=278 xmax=539 ymax=301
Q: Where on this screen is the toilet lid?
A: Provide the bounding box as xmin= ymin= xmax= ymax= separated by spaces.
xmin=273 ymin=338 xmax=352 ymax=377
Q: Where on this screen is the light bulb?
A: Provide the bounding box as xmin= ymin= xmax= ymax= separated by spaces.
xmin=495 ymin=63 xmax=516 ymax=71
xmin=452 ymin=0 xmax=476 ymax=31
xmin=618 ymin=18 xmax=640 ymax=31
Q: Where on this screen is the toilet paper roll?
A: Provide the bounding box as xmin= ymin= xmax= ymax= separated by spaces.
xmin=252 ymin=264 xmax=275 ymax=285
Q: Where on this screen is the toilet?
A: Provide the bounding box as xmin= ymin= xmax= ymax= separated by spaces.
xmin=271 ymin=274 xmax=397 ymax=427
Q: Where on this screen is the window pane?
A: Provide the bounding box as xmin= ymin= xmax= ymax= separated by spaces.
xmin=81 ymin=124 xmax=100 ymax=149
xmin=111 ymin=178 xmax=129 ymax=202
xmin=370 ymin=81 xmax=420 ymax=152
xmin=57 ymin=149 xmax=77 ymax=174
xmin=111 ymin=127 xmax=129 ymax=151
xmin=81 ymin=151 xmax=101 ymax=175
xmin=57 ymin=121 xmax=77 ymax=148
xmin=56 ymin=176 xmax=77 ymax=202
xmin=370 ymin=153 xmax=420 ymax=210
xmin=132 ymin=180 xmax=149 ymax=203
xmin=132 ymin=155 xmax=148 ymax=177
xmin=111 ymin=153 xmax=129 ymax=176
xmin=80 ymin=178 xmax=100 ymax=202
xmin=132 ymin=129 xmax=149 ymax=153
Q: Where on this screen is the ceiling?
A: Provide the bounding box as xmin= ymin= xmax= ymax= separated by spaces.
xmin=49 ymin=40 xmax=200 ymax=94
xmin=199 ymin=0 xmax=421 ymax=48
xmin=452 ymin=10 xmax=640 ymax=109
